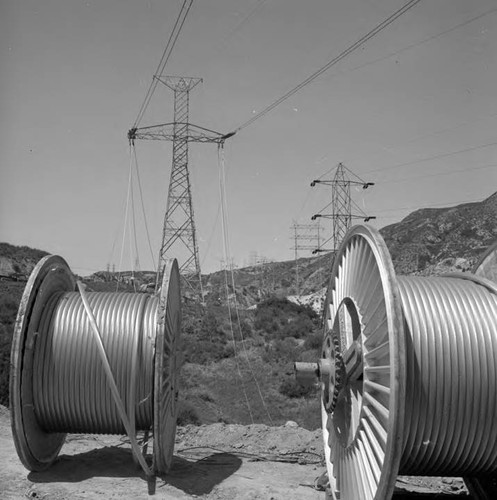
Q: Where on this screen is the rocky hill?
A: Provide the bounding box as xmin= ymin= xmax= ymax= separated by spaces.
xmin=0 ymin=243 xmax=48 ymax=280
xmin=0 ymin=195 xmax=494 ymax=498
xmin=380 ymin=191 xmax=497 ymax=275
xmin=0 ymin=192 xmax=496 ymax=421
xmin=1 ymin=192 xmax=495 ymax=295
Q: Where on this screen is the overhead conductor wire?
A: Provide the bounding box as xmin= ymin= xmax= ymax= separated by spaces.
xmin=133 ymin=0 xmax=194 ymax=128
xmin=289 ymin=6 xmax=497 ymax=224
xmin=116 ymin=146 xmax=135 ymax=291
xmin=232 ymin=0 xmax=422 ymax=133
xmin=217 ymin=145 xmax=275 ymax=424
xmin=217 ymin=144 xmax=255 ymax=424
xmin=132 ymin=144 xmax=157 ymax=274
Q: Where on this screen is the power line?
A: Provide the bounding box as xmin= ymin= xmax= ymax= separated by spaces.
xmin=132 ymin=0 xmax=194 ymax=128
xmin=379 ymin=162 xmax=497 ymax=186
xmin=321 ymin=6 xmax=497 ymax=85
xmin=363 ymin=139 xmax=497 ymax=175
xmin=131 ymin=145 xmax=157 ymax=273
xmin=359 ymin=194 xmax=493 ymax=224
xmin=217 ymin=145 xmax=274 ymax=424
xmin=232 ymin=0 xmax=422 ymax=133
xmin=220 ymin=0 xmax=268 ymax=44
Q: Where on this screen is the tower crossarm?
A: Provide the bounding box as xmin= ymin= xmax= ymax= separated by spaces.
xmin=311 ymin=214 xmax=376 ymax=222
xmin=128 ymin=123 xmax=228 ymax=144
xmin=311 ymin=179 xmax=374 ymax=189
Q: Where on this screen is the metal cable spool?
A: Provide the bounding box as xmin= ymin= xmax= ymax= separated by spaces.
xmin=295 ymin=225 xmax=497 ymax=500
xmin=10 ymin=255 xmax=181 ymax=476
xmin=463 ymin=239 xmax=497 ymax=499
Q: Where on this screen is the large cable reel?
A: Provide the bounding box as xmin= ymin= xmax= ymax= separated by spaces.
xmin=295 ymin=225 xmax=497 ymax=500
xmin=10 ymin=255 xmax=181 ymax=477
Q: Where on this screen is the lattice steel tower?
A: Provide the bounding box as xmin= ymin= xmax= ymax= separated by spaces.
xmin=290 ymin=222 xmax=321 ymax=294
xmin=128 ymin=76 xmax=227 ymax=297
xmin=311 ymin=162 xmax=375 ymax=256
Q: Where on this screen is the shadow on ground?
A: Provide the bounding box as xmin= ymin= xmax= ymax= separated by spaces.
xmin=28 ymin=446 xmax=144 ymax=483
xmin=28 ymin=446 xmax=242 ymax=496
xmin=160 ymin=453 xmax=242 ymax=495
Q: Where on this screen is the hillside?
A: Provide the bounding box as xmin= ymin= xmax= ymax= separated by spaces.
xmin=0 ymin=192 xmax=496 ymax=423
xmin=380 ymin=191 xmax=497 ymax=275
xmin=0 ymin=243 xmax=48 ymax=279
xmin=0 ymin=197 xmax=494 ymax=499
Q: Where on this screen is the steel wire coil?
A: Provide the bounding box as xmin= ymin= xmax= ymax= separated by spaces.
xmin=33 ymin=291 xmax=157 ymax=434
xmin=398 ymin=275 xmax=497 ymax=476
xmin=10 ymin=255 xmax=181 ymax=475
xmin=295 ymin=225 xmax=497 ymax=500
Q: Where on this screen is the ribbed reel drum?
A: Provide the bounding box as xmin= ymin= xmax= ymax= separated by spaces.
xmin=10 ymin=255 xmax=181 ymax=476
xmin=307 ymin=225 xmax=497 ymax=500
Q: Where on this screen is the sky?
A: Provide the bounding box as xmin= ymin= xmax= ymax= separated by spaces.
xmin=1 ymin=0 xmax=496 ymax=275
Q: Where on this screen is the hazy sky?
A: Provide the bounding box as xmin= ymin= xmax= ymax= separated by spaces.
xmin=1 ymin=0 xmax=496 ymax=275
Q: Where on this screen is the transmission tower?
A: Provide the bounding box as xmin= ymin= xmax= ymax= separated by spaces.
xmin=311 ymin=162 xmax=375 ymax=261
xmin=128 ymin=76 xmax=232 ymax=298
xmin=290 ymin=222 xmax=321 ymax=294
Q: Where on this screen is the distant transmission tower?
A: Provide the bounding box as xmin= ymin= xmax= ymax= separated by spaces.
xmin=128 ymin=76 xmax=231 ymax=298
xmin=290 ymin=222 xmax=321 ymax=294
xmin=311 ymin=162 xmax=375 ymax=263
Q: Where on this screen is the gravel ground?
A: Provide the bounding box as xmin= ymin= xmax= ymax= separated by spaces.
xmin=0 ymin=406 xmax=471 ymax=499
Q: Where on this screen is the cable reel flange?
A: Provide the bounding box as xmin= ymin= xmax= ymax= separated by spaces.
xmin=319 ymin=225 xmax=406 ymax=500
xmin=10 ymin=255 xmax=182 ymax=475
xmin=153 ymin=259 xmax=181 ymax=474
xmin=312 ymin=226 xmax=497 ymax=500
xmin=316 ymin=225 xmax=407 ymax=499
xmin=10 ymin=255 xmax=75 ymax=471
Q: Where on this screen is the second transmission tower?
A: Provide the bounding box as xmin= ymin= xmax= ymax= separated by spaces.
xmin=311 ymin=162 xmax=375 ymax=262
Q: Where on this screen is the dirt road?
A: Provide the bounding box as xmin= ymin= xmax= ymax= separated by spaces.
xmin=0 ymin=406 xmax=470 ymax=499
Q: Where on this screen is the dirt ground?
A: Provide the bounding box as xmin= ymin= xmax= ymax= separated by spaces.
xmin=0 ymin=405 xmax=470 ymax=499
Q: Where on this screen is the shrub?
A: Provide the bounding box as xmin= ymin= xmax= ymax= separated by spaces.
xmin=303 ymin=331 xmax=323 ymax=350
xmin=176 ymin=401 xmax=201 ymax=425
xmin=0 ymin=323 xmax=12 ymax=406
xmin=278 ymin=377 xmax=315 ymax=398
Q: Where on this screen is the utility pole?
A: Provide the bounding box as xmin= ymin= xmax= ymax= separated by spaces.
xmin=290 ymin=222 xmax=321 ymax=294
xmin=128 ymin=76 xmax=232 ymax=299
xmin=311 ymin=162 xmax=375 ymax=267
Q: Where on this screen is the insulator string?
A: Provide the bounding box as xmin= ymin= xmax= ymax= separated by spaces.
xmin=33 ymin=291 xmax=158 ymax=435
xmin=398 ymin=275 xmax=497 ymax=476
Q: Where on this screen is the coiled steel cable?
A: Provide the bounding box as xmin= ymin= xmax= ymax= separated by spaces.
xmin=33 ymin=291 xmax=158 ymax=435
xmin=398 ymin=275 xmax=497 ymax=476
xmin=11 ymin=255 xmax=180 ymax=478
xmin=296 ymin=225 xmax=497 ymax=500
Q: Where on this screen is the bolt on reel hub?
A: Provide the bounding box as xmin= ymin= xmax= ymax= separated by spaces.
xmin=296 ymin=225 xmax=497 ymax=500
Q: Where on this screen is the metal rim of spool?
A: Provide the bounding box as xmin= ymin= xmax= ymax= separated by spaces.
xmin=320 ymin=225 xmax=406 ymax=500
xmin=11 ymin=255 xmax=182 ymax=475
xmin=153 ymin=258 xmax=181 ymax=474
xmin=10 ymin=255 xmax=76 ymax=471
xmin=462 ymin=242 xmax=497 ymax=500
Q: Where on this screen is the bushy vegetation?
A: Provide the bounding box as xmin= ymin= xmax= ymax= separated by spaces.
xmin=0 ymin=242 xmax=48 ymax=261
xmin=0 ymin=284 xmax=24 ymax=406
xmin=0 ymin=243 xmax=325 ymax=429
xmin=254 ymin=297 xmax=319 ymax=340
xmin=176 ymin=400 xmax=201 ymax=425
xmin=181 ymin=306 xmax=252 ymax=365
xmin=279 ymin=378 xmax=315 ymax=398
